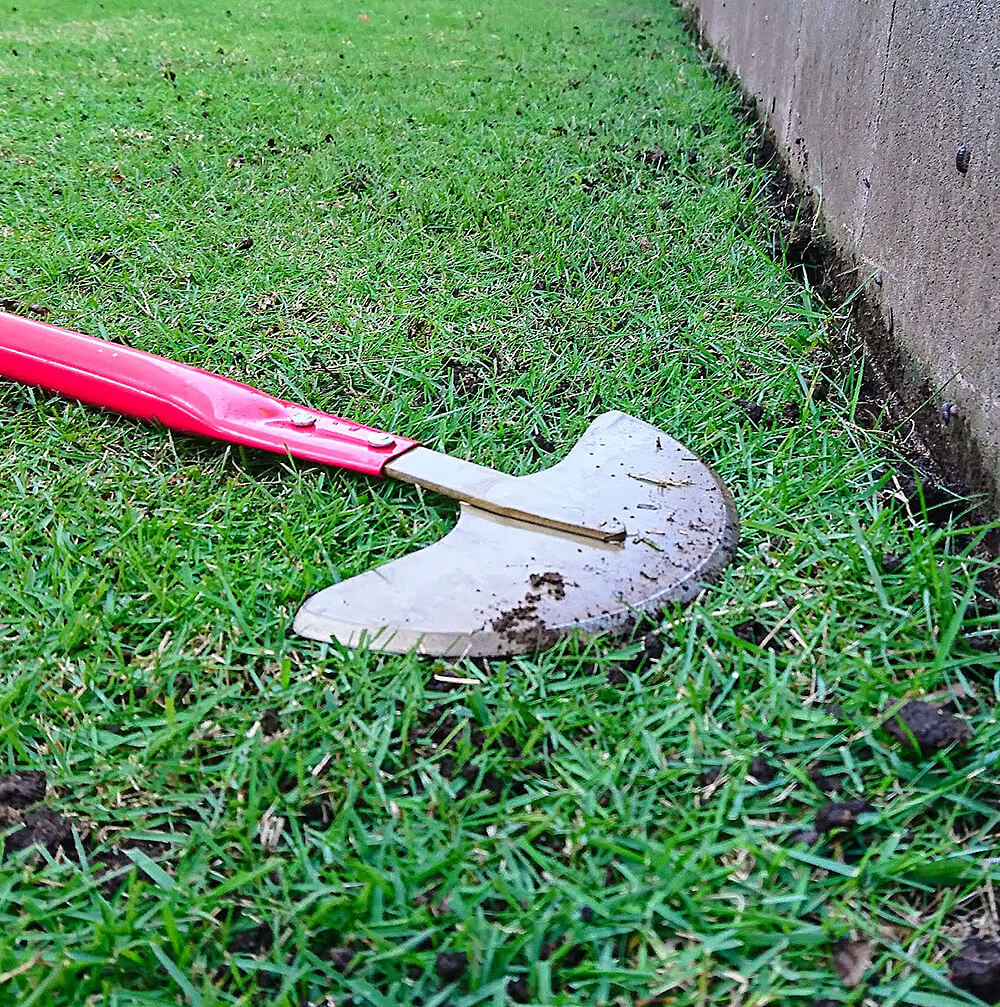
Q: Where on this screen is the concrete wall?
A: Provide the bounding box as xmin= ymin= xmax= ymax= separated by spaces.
xmin=683 ymin=0 xmax=1000 ymax=496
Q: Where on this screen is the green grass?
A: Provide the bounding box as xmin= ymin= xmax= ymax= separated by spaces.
xmin=1 ymin=1 xmax=999 ymax=1004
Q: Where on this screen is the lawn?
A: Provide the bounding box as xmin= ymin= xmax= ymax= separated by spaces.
xmin=1 ymin=1 xmax=998 ymax=1005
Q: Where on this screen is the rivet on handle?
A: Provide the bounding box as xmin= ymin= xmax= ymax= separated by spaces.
xmin=288 ymin=409 xmax=316 ymax=428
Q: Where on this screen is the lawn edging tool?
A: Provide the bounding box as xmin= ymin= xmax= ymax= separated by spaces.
xmin=0 ymin=310 xmax=739 ymax=657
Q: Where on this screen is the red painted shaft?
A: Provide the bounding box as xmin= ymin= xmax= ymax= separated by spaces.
xmin=0 ymin=311 xmax=417 ymax=476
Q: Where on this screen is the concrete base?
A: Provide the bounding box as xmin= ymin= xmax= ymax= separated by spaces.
xmin=683 ymin=0 xmax=1000 ymax=500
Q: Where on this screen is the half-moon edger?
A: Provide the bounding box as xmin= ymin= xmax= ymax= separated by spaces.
xmin=0 ymin=310 xmax=738 ymax=657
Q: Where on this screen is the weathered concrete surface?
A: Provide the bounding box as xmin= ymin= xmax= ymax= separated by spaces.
xmin=684 ymin=0 xmax=1000 ymax=497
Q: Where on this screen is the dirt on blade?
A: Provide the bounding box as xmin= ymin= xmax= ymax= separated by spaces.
xmin=490 ymin=604 xmax=545 ymax=636
xmin=528 ymin=570 xmax=567 ymax=600
xmin=489 ymin=574 xmax=569 ymax=650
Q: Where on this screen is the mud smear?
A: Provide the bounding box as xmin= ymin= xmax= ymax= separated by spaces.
xmin=490 ymin=604 xmax=550 ymax=647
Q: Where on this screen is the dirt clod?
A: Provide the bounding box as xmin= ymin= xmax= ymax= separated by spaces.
xmin=748 ymin=756 xmax=777 ymax=784
xmin=780 ymin=402 xmax=801 ymax=425
xmin=785 ymin=223 xmax=815 ymax=265
xmin=606 ymin=664 xmax=628 ymax=685
xmin=531 ymin=429 xmax=556 ymax=454
xmin=0 ymin=297 xmax=49 ymax=318
xmin=0 ymin=770 xmax=46 ymax=808
xmin=900 ymin=470 xmax=966 ymax=524
xmin=443 ymin=356 xmax=481 ymax=395
xmin=435 ymin=951 xmax=468 ymax=981
xmin=880 ymin=552 xmax=905 ymax=573
xmin=0 ymin=806 xmax=22 ymax=829
xmin=815 ymin=799 xmax=874 ymax=834
xmin=966 ymin=633 xmax=999 ymax=653
xmin=733 ymin=618 xmax=778 ymax=649
xmin=324 ymin=946 xmax=356 ymax=972
xmin=949 ymin=938 xmax=1000 ymax=1002
xmin=260 ymin=708 xmax=281 ymax=735
xmin=91 ymin=850 xmax=139 ymax=892
xmin=507 ymin=976 xmax=531 ymax=1003
xmin=833 ymin=938 xmax=872 ymax=988
xmin=227 ymin=922 xmax=273 ymax=954
xmin=641 ymin=632 xmax=665 ymax=661
xmin=882 ymin=700 xmax=972 ymax=756
xmin=808 ymin=765 xmax=842 ymax=794
xmin=637 ymin=147 xmax=669 ymax=169
xmin=3 ymin=806 xmax=77 ymax=858
xmin=699 ymin=766 xmax=723 ymax=788
xmin=735 ymin=399 xmax=764 ymax=423
xmin=92 ymin=840 xmax=170 ymax=894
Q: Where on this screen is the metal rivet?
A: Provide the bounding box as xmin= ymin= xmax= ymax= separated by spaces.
xmin=367 ymin=432 xmax=396 ymax=448
xmin=288 ymin=409 xmax=316 ymax=427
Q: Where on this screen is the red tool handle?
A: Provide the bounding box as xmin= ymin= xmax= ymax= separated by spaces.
xmin=0 ymin=311 xmax=418 ymax=476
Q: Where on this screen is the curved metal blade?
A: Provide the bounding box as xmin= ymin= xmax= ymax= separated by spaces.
xmin=293 ymin=411 xmax=738 ymax=657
